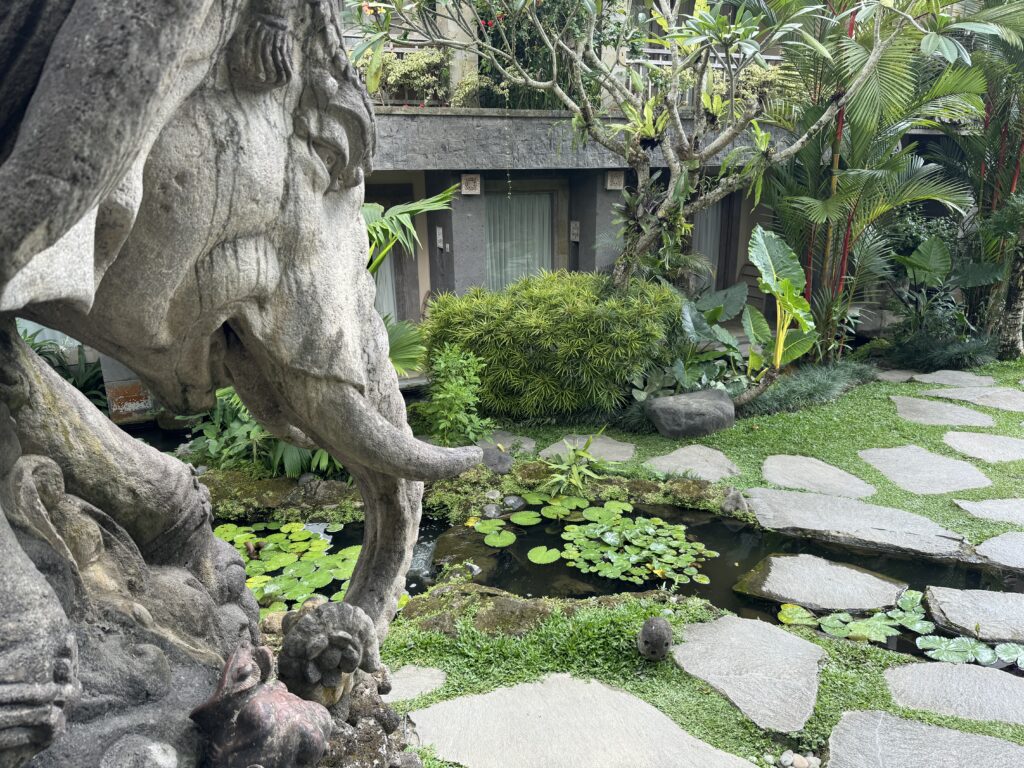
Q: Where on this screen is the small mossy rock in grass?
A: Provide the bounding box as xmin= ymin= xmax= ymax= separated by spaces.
xmin=502 ymin=495 xmax=526 ymax=512
xmin=400 ymin=584 xmax=553 ymax=637
xmin=473 ymin=594 xmax=552 ymax=636
xmin=643 ymin=389 xmax=735 ymax=438
xmin=636 ymin=616 xmax=673 ymax=661
xmin=480 ymin=444 xmax=513 ymax=474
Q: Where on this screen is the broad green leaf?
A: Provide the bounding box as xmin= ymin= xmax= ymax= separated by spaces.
xmin=917 ymin=635 xmax=995 ymax=664
xmin=747 ymin=225 xmax=805 ymax=295
xmin=779 ymin=328 xmax=817 ymax=367
xmin=474 ymin=519 xmax=506 ymax=534
xmin=695 ymin=283 xmax=748 ymax=323
xmin=741 ymin=304 xmax=772 ymax=345
xmin=778 ymin=603 xmax=818 ymax=626
xmin=484 ymin=530 xmax=517 ymax=548
xmin=542 ymin=504 xmax=572 ymax=520
xmin=509 ymin=511 xmax=542 ymax=526
xmin=527 ymin=546 xmax=562 ymax=564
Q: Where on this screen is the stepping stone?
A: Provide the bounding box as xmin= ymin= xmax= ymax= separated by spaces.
xmin=382 ymin=665 xmax=447 ymax=703
xmin=943 ymin=431 xmax=1024 ymax=462
xmin=645 ymin=445 xmax=739 ymax=483
xmin=885 ymin=662 xmax=1024 ymax=726
xmin=733 ymin=554 xmax=906 ymax=613
xmin=956 ymin=498 xmax=1024 ymax=526
xmin=976 ymin=533 xmax=1024 ymax=574
xmin=911 ymin=370 xmax=995 ymax=387
xmin=745 ymin=488 xmax=971 ymax=560
xmin=539 ymin=434 xmax=635 ymax=463
xmin=477 ymin=431 xmax=536 ymax=454
xmin=858 ymin=445 xmax=990 ymax=494
xmin=762 ymin=455 xmax=875 ymax=498
xmin=671 ymin=616 xmax=824 ymax=733
xmin=827 ymin=710 xmax=1024 ymax=768
xmin=890 ymin=396 xmax=994 ymax=427
xmin=875 ymin=369 xmax=917 ymax=383
xmin=921 ymin=386 xmax=1024 ymax=413
xmin=410 ymin=673 xmax=755 ymax=768
xmin=925 ymin=586 xmax=1024 ymax=643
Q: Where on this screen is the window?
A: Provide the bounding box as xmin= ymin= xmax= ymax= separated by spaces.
xmin=485 ymin=192 xmax=553 ymax=290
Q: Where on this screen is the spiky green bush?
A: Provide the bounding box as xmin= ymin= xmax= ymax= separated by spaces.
xmin=423 ymin=271 xmax=681 ymax=419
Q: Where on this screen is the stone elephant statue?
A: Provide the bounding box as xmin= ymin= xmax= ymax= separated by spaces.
xmin=0 ymin=0 xmax=479 ymax=765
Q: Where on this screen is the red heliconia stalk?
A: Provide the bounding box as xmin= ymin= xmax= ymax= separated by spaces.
xmin=805 ymin=225 xmax=817 ymax=301
xmin=1009 ymin=131 xmax=1024 ymax=196
xmin=836 ymin=209 xmax=855 ymax=296
xmin=980 ymin=97 xmax=992 ymax=207
xmin=992 ymin=121 xmax=1009 ymax=212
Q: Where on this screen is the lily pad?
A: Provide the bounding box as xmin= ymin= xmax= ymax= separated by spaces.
xmin=509 ymin=511 xmax=542 ymax=526
xmin=474 ymin=519 xmax=506 ymax=534
xmin=541 ymin=504 xmax=571 ymax=520
xmin=325 ymin=523 xmax=345 ymax=533
xmin=483 ymin=530 xmax=517 ymax=548
xmin=527 ymin=546 xmax=562 ymax=564
xmin=583 ymin=507 xmax=618 ymax=524
xmin=917 ymin=635 xmax=997 ymax=664
xmin=778 ymin=603 xmax=818 ymax=626
xmin=995 ymin=643 xmax=1024 ymax=668
xmin=522 ymin=492 xmax=550 ymax=505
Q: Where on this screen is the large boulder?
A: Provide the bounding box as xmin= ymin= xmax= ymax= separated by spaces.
xmin=644 ymin=390 xmax=735 ymax=438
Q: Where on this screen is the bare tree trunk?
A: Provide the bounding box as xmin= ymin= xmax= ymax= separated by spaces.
xmin=732 ymin=368 xmax=780 ymax=408
xmin=998 ymin=245 xmax=1024 ymax=360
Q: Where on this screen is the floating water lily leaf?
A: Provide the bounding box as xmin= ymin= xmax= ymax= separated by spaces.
xmin=778 ymin=604 xmax=819 ymax=626
xmin=280 ymin=522 xmax=305 ymax=533
xmin=283 ymin=585 xmax=314 ymax=602
xmin=330 ymin=585 xmax=349 ymax=602
xmin=262 ymin=552 xmax=299 ymax=571
xmin=527 ymin=546 xmax=562 ymax=564
xmin=465 ymin=516 xmax=480 ymax=527
xmin=583 ymin=507 xmax=618 ymax=524
xmin=330 ymin=562 xmax=357 ymax=580
xmin=265 ymin=601 xmax=287 ymax=613
xmin=325 ymin=523 xmax=345 ymax=533
xmin=603 ymin=500 xmax=633 ymax=513
xmin=288 ymin=530 xmax=313 ymax=541
xmin=692 ymin=574 xmax=710 ymax=585
xmin=245 ymin=560 xmax=268 ymax=576
xmin=818 ymin=613 xmax=854 ymax=638
xmin=484 ymin=530 xmax=517 ymax=548
xmin=522 ymin=492 xmax=549 ymax=505
xmin=474 ymin=519 xmax=506 ymax=534
xmin=305 ymin=570 xmax=335 ymax=589
xmin=917 ymin=635 xmax=996 ymax=664
xmin=214 ymin=523 xmax=240 ymax=538
xmin=541 ymin=504 xmax=571 ymax=520
xmin=995 ymin=643 xmax=1024 ymax=668
xmin=556 ymin=496 xmax=588 ymax=510
xmin=246 ymin=575 xmax=271 ymax=589
xmin=509 ymin=511 xmax=542 ymax=526
xmin=844 ymin=614 xmax=901 ymax=643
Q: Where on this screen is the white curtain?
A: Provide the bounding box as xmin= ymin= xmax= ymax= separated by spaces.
xmin=691 ymin=199 xmax=723 ymax=292
xmin=374 ymin=254 xmax=399 ymax=320
xmin=485 ymin=192 xmax=553 ymax=291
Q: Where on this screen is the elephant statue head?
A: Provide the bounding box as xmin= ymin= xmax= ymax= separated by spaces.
xmin=2 ymin=0 xmax=479 ymax=634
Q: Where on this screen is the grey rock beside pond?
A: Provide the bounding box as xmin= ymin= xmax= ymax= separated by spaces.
xmin=827 ymin=710 xmax=1024 ymax=768
xmin=926 ymin=586 xmax=1024 ymax=642
xmin=643 ymin=389 xmax=735 ymax=438
xmin=745 ymin=488 xmax=971 ymax=560
xmin=885 ymin=662 xmax=1024 ymax=726
xmin=734 ymin=554 xmax=906 ymax=613
xmin=761 ymin=455 xmax=875 ymax=498
xmin=976 ymin=532 xmax=1024 ymax=573
xmin=672 ymin=616 xmax=824 ymax=733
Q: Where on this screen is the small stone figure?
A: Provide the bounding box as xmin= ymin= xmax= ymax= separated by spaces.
xmin=636 ymin=617 xmax=674 ymax=661
xmin=190 ymin=641 xmax=334 ymax=768
xmin=278 ymin=600 xmax=380 ymax=708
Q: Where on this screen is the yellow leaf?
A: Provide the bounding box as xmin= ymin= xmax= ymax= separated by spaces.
xmin=465 ymin=517 xmax=480 ymax=527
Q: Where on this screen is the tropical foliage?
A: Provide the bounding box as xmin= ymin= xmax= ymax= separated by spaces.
xmin=410 ymin=343 xmax=494 ymax=445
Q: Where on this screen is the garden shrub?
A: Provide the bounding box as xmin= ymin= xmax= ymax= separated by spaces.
xmin=738 ymin=360 xmax=876 ymax=417
xmin=423 ymin=271 xmax=681 ymax=419
xmin=410 ymin=343 xmax=493 ymax=446
xmin=886 ymin=332 xmax=995 ymax=372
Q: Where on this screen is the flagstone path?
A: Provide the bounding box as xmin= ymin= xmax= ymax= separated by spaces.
xmin=858 ymin=445 xmax=991 ymax=494
xmin=885 ymin=662 xmax=1024 ymax=726
xmin=761 ymin=455 xmax=875 ymax=498
xmin=539 ymin=434 xmax=635 ymax=462
xmin=890 ymin=395 xmax=994 ymax=426
xmin=382 ymin=665 xmax=447 ymax=704
xmin=644 ymin=445 xmax=740 ymax=482
xmin=925 ymin=586 xmax=1024 ymax=643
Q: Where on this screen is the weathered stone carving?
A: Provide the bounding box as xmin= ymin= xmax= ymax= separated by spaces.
xmin=0 ymin=0 xmax=479 ymax=765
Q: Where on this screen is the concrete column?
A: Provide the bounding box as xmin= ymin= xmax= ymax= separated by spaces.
xmin=439 ymin=7 xmax=479 ymax=105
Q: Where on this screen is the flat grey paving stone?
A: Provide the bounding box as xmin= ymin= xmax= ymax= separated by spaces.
xmin=733 ymin=554 xmax=906 ymax=613
xmin=382 ymin=665 xmax=447 ymax=703
xmin=890 ymin=395 xmax=994 ymax=427
xmin=645 ymin=445 xmax=739 ymax=483
xmin=875 ymin=368 xmax=918 ymax=382
xmin=762 ymin=455 xmax=875 ymax=498
xmin=885 ymin=662 xmax=1024 ymax=726
xmin=943 ymin=431 xmax=1024 ymax=462
xmin=539 ymin=434 xmax=635 ymax=463
xmin=477 ymin=430 xmax=536 ymax=454
xmin=858 ymin=445 xmax=990 ymax=494
xmin=410 ymin=673 xmax=755 ymax=768
xmin=955 ymin=498 xmax=1024 ymax=526
xmin=911 ymin=370 xmax=995 ymax=387
xmin=745 ymin=488 xmax=971 ymax=560
xmin=827 ymin=710 xmax=1024 ymax=768
xmin=925 ymin=586 xmax=1024 ymax=643
xmin=921 ymin=386 xmax=1024 ymax=412
xmin=671 ymin=616 xmax=824 ymax=733
xmin=976 ymin=532 xmax=1024 ymax=573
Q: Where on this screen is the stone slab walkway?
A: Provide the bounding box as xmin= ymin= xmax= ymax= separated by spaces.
xmin=410 ymin=674 xmax=755 ymax=768
xmin=921 ymin=386 xmax=1024 ymax=413
xmin=827 ymin=710 xmax=1024 ymax=768
xmin=382 ymin=665 xmax=447 ymax=703
xmin=955 ymin=498 xmax=1024 ymax=526
xmin=644 ymin=445 xmax=740 ymax=483
xmin=943 ymin=431 xmax=1024 ymax=463
xmin=538 ymin=435 xmax=635 ymax=463
xmin=858 ymin=445 xmax=990 ymax=494
xmin=733 ymin=554 xmax=906 ymax=613
xmin=745 ymin=488 xmax=971 ymax=560
xmin=671 ymin=616 xmax=824 ymax=733
xmin=761 ymin=455 xmax=875 ymax=498
xmin=926 ymin=586 xmax=1024 ymax=643
xmin=885 ymin=662 xmax=1024 ymax=726
xmin=875 ymin=369 xmax=917 ymax=382
xmin=911 ymin=370 xmax=995 ymax=387
xmin=477 ymin=431 xmax=537 ymax=454
xmin=890 ymin=395 xmax=994 ymax=427
xmin=976 ymin=532 xmax=1024 ymax=573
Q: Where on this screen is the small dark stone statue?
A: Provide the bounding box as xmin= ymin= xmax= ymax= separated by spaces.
xmin=636 ymin=617 xmax=674 ymax=661
xmin=190 ymin=641 xmax=334 ymax=768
